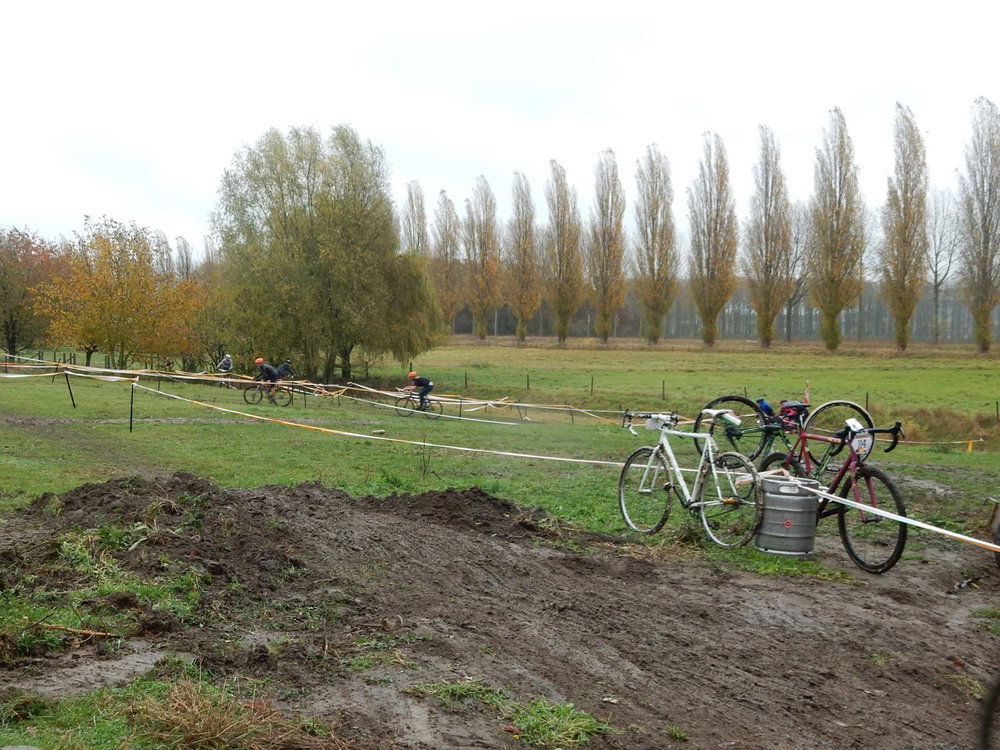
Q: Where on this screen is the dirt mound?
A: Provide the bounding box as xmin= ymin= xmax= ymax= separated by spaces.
xmin=3 ymin=472 xmax=998 ymax=749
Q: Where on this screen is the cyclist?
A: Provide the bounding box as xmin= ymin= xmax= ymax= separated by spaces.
xmin=405 ymin=371 xmax=434 ymax=410
xmin=217 ymin=353 xmax=233 ymax=388
xmin=276 ymin=359 xmax=295 ymax=379
xmin=254 ymin=357 xmax=280 ymax=403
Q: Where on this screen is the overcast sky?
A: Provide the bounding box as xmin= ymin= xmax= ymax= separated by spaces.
xmin=4 ymin=1 xmax=999 ymax=255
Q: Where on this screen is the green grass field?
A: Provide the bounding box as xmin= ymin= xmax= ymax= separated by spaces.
xmin=3 ymin=339 xmax=1000 ymax=551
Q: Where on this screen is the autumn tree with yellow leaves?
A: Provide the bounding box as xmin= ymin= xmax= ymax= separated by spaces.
xmin=35 ymin=216 xmax=199 ymax=368
xmin=632 ymin=144 xmax=678 ymax=344
xmin=586 ymin=149 xmax=627 ymax=343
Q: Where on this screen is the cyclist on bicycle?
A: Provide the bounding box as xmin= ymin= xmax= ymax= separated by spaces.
xmin=217 ymin=353 xmax=233 ymax=387
xmin=254 ymin=357 xmax=280 ymax=403
xmin=276 ymin=359 xmax=295 ymax=379
xmin=405 ymin=371 xmax=434 ymax=410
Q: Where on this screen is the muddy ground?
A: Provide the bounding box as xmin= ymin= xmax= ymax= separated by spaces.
xmin=2 ymin=472 xmax=998 ymax=749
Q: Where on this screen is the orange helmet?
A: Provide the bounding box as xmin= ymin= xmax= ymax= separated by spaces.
xmin=408 ymin=371 xmax=417 ymax=379
xmin=255 ymin=357 xmax=264 ymax=365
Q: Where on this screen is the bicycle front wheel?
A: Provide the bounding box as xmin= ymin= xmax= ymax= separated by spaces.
xmin=693 ymin=395 xmax=768 ymax=460
xmin=243 ymin=385 xmax=263 ymax=405
xmin=273 ymin=387 xmax=293 ymax=407
xmin=803 ymin=400 xmax=874 ymax=469
xmin=698 ymin=451 xmax=762 ymax=548
xmin=837 ymin=465 xmax=907 ymax=574
xmin=394 ymin=396 xmax=415 ymax=416
xmin=618 ymin=447 xmax=674 ymax=534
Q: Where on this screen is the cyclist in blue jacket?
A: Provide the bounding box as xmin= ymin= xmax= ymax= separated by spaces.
xmin=405 ymin=371 xmax=434 ymax=410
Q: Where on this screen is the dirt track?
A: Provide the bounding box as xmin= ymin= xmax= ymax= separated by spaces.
xmin=2 ymin=472 xmax=998 ymax=749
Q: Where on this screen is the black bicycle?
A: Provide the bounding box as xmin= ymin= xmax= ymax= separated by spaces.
xmin=243 ymin=381 xmax=292 ymax=407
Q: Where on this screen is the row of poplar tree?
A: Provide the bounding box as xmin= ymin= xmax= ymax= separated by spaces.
xmin=3 ymin=98 xmax=1000 ymax=381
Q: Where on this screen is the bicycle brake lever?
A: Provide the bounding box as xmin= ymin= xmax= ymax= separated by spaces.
xmin=883 ymin=421 xmax=902 ymax=453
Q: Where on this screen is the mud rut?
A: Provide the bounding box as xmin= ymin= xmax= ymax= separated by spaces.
xmin=2 ymin=472 xmax=998 ymax=749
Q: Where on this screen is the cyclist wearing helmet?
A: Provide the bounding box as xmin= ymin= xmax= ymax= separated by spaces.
xmin=216 ymin=353 xmax=234 ymax=388
xmin=405 ymin=370 xmax=434 ymax=410
xmin=254 ymin=357 xmax=280 ymax=403
xmin=276 ymin=359 xmax=295 ymax=379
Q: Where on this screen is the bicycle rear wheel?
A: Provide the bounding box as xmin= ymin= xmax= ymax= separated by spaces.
xmin=618 ymin=446 xmax=674 ymax=534
xmin=273 ymin=387 xmax=293 ymax=407
xmin=243 ymin=385 xmax=263 ymax=405
xmin=837 ymin=465 xmax=907 ymax=574
xmin=698 ymin=451 xmax=762 ymax=548
xmin=693 ymin=395 xmax=768 ymax=460
xmin=422 ymin=400 xmax=443 ymax=418
xmin=394 ymin=396 xmax=415 ymax=416
xmin=803 ymin=400 xmax=874 ymax=469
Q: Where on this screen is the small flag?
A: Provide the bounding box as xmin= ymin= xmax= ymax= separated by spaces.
xmin=803 ymin=381 xmax=810 ymax=404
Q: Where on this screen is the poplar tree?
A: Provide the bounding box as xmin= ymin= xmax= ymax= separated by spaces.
xmin=632 ymin=144 xmax=678 ymax=344
xmin=544 ymin=160 xmax=584 ymax=344
xmin=688 ymin=133 xmax=738 ymax=346
xmin=958 ymin=97 xmax=1000 ymax=353
xmin=807 ymin=108 xmax=866 ymax=351
xmin=462 ymin=176 xmax=502 ymax=339
xmin=742 ymin=126 xmax=794 ymax=348
xmin=879 ymin=104 xmax=929 ymax=351
xmin=586 ymin=149 xmax=627 ymax=343
xmin=504 ymin=172 xmax=541 ymax=342
xmin=430 ymin=190 xmax=465 ymax=332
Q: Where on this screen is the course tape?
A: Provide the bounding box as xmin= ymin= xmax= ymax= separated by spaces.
xmin=131 ymin=383 xmax=622 ymax=468
xmin=762 ymin=471 xmax=1000 ymax=555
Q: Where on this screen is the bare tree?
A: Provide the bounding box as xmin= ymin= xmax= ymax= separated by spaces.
xmin=175 ymin=236 xmax=196 ymax=280
xmin=462 ymin=176 xmax=502 ymax=340
xmin=504 ymin=172 xmax=541 ymax=342
xmin=402 ymin=181 xmax=429 ymax=257
xmin=926 ymin=188 xmax=960 ymax=343
xmin=544 ymin=160 xmax=584 ymax=344
xmin=586 ymin=149 xmax=627 ymax=343
xmin=958 ymin=97 xmax=1000 ymax=353
xmin=687 ymin=133 xmax=738 ymax=346
xmin=430 ymin=190 xmax=464 ymax=333
xmin=632 ymin=144 xmax=678 ymax=344
xmin=807 ymin=107 xmax=866 ymax=351
xmin=878 ymin=104 xmax=929 ymax=351
xmin=742 ymin=126 xmax=794 ymax=348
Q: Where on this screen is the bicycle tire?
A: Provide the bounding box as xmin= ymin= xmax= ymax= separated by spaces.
xmin=243 ymin=385 xmax=263 ymax=405
xmin=394 ymin=396 xmax=415 ymax=416
xmin=837 ymin=465 xmax=907 ymax=574
xmin=759 ymin=451 xmax=806 ymax=478
xmin=698 ymin=450 xmax=762 ymax=548
xmin=693 ymin=395 xmax=768 ymax=460
xmin=423 ymin=400 xmax=443 ymax=419
xmin=618 ymin=446 xmax=674 ymax=534
xmin=803 ymin=400 xmax=875 ymax=468
xmin=273 ymin=387 xmax=292 ymax=407
xmin=981 ymin=673 xmax=1000 ymax=749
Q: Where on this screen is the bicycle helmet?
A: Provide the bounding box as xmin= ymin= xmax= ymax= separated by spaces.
xmin=408 ymin=371 xmax=417 ymax=379
xmin=255 ymin=357 xmax=264 ymax=365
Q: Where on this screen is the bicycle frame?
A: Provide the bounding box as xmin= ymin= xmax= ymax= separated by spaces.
xmin=632 ymin=416 xmax=720 ymax=512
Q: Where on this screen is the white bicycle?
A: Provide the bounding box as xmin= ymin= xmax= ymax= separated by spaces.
xmin=619 ymin=409 xmax=763 ymax=547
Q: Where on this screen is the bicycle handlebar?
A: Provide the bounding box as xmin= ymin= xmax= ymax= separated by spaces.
xmin=831 ymin=420 xmax=904 ymax=457
xmin=622 ymin=409 xmax=680 ymax=437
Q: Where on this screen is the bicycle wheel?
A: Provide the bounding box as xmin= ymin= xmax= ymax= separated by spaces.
xmin=698 ymin=450 xmax=762 ymax=548
xmin=394 ymin=396 xmax=415 ymax=416
xmin=981 ymin=673 xmax=1000 ymax=749
xmin=803 ymin=400 xmax=874 ymax=466
xmin=243 ymin=385 xmax=263 ymax=405
xmin=273 ymin=387 xmax=292 ymax=407
xmin=759 ymin=451 xmax=806 ymax=478
xmin=693 ymin=395 xmax=768 ymax=460
xmin=618 ymin=446 xmax=674 ymax=534
xmin=422 ymin=400 xmax=443 ymax=419
xmin=837 ymin=465 xmax=907 ymax=574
